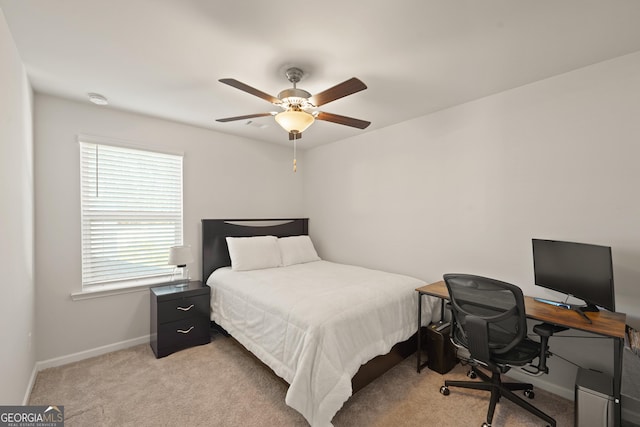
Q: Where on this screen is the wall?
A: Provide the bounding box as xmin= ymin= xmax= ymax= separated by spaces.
xmin=304 ymin=51 xmax=640 ymax=396
xmin=0 ymin=10 xmax=35 ymax=404
xmin=34 ymin=95 xmax=304 ymax=362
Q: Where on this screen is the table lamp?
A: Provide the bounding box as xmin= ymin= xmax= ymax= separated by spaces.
xmin=168 ymin=245 xmax=193 ymax=282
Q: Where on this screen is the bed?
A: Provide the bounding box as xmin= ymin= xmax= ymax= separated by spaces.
xmin=202 ymin=218 xmax=440 ymax=426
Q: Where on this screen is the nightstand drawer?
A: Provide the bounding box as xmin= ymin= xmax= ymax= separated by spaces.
xmin=156 ymin=317 xmax=209 ymax=351
xmin=157 ymin=295 xmax=209 ymax=324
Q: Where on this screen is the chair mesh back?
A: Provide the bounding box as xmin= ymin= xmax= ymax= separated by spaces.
xmin=444 ymin=274 xmax=527 ymax=356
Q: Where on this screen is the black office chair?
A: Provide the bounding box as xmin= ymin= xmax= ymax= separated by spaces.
xmin=439 ymin=274 xmax=556 ymax=427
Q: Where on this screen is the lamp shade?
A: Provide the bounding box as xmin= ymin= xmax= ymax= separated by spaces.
xmin=275 ymin=109 xmax=315 ymax=134
xmin=168 ymin=245 xmax=193 ymax=267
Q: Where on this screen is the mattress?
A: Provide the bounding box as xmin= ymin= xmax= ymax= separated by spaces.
xmin=207 ymin=260 xmax=439 ymax=426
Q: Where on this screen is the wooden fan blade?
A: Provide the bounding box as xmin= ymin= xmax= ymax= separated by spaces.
xmin=309 ymin=77 xmax=367 ymax=107
xmin=219 ymin=78 xmax=281 ymax=104
xmin=315 ymin=112 xmax=371 ymax=129
xmin=216 ymin=113 xmax=273 ymax=123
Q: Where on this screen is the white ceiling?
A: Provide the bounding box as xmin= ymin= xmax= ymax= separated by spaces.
xmin=2 ymin=0 xmax=640 ymax=149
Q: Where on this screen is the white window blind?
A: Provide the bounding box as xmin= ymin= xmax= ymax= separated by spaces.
xmin=80 ymin=141 xmax=183 ymax=288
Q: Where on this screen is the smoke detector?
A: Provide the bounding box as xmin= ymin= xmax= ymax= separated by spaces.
xmin=88 ymin=93 xmax=108 ymax=106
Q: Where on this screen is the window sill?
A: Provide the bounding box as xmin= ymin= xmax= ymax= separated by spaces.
xmin=71 ymin=278 xmax=172 ymax=301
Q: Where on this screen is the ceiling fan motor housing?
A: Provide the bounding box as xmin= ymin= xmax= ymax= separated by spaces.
xmin=277 ymin=88 xmax=313 ymax=109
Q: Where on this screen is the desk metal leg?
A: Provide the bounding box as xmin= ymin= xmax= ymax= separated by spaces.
xmin=614 ymin=336 xmax=623 ymax=427
xmin=417 ymin=292 xmax=422 ymax=373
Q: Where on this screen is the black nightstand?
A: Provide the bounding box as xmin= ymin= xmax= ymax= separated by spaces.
xmin=150 ymin=280 xmax=211 ymax=358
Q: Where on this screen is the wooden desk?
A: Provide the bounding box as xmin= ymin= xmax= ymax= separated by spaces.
xmin=416 ymin=280 xmax=627 ymax=426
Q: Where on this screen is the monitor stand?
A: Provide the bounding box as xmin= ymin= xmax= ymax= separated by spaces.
xmin=534 ymin=297 xmax=593 ymax=324
xmin=580 ymin=303 xmax=600 ymax=313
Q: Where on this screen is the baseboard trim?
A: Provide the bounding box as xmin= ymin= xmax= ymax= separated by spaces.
xmin=22 ymin=364 xmax=39 ymax=405
xmin=35 ymin=335 xmax=150 ymax=371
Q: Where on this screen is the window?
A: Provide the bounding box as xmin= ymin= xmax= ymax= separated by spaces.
xmin=80 ymin=141 xmax=183 ymax=289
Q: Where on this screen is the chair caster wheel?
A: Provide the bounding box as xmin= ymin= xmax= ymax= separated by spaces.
xmin=440 ymin=385 xmax=450 ymax=396
xmin=524 ymin=389 xmax=535 ymax=399
xmin=467 ymin=370 xmax=477 ymax=379
xmin=482 ymin=423 xmax=491 ymax=427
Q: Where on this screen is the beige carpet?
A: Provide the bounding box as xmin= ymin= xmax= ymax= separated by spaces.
xmin=29 ymin=333 xmax=573 ymax=426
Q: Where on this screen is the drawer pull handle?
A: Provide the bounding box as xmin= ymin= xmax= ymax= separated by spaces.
xmin=177 ymin=304 xmax=194 ymax=311
xmin=177 ymin=326 xmax=194 ymax=334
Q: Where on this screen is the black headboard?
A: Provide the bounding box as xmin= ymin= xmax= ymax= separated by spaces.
xmin=201 ymin=218 xmax=309 ymax=282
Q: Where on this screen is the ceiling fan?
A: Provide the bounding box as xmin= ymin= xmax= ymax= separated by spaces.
xmin=216 ymin=67 xmax=371 ymax=141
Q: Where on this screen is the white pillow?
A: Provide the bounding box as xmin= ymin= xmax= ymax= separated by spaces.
xmin=278 ymin=235 xmax=321 ymax=266
xmin=226 ymin=236 xmax=282 ymax=271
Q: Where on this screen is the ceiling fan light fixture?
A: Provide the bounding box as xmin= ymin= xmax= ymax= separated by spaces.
xmin=274 ymin=109 xmax=315 ymax=134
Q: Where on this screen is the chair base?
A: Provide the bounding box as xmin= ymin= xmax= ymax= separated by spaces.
xmin=442 ymin=367 xmax=556 ymax=427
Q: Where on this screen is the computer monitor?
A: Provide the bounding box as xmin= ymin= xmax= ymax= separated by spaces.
xmin=532 ymin=238 xmax=615 ymax=312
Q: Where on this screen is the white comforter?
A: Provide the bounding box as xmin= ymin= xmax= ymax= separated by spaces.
xmin=207 ymin=260 xmax=439 ymax=426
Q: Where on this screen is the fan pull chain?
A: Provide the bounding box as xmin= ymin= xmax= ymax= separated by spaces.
xmin=293 ymin=138 xmax=297 ymax=173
